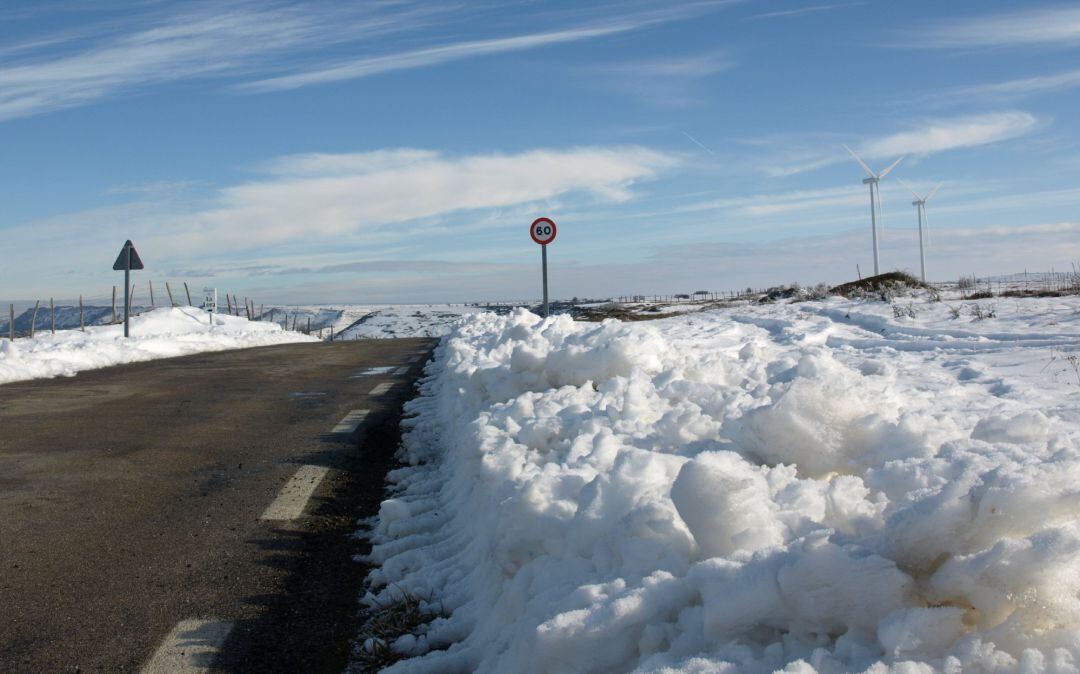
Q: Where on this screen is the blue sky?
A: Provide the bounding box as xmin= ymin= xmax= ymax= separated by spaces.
xmin=3 ymin=0 xmax=1080 ymax=304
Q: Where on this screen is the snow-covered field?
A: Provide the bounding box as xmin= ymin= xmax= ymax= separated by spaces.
xmin=365 ymin=294 xmax=1080 ymax=673
xmin=0 ymin=307 xmax=315 ymax=384
xmin=261 ymin=304 xmax=485 ymax=339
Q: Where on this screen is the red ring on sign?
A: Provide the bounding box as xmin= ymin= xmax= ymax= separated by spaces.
xmin=530 ymin=217 xmax=557 ymax=245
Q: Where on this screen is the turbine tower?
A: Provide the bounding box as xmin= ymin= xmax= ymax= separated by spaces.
xmin=898 ymin=179 xmax=943 ymax=283
xmin=843 ymin=145 xmax=904 ymax=276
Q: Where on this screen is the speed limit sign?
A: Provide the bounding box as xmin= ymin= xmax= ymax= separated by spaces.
xmin=530 ymin=217 xmax=557 ymax=245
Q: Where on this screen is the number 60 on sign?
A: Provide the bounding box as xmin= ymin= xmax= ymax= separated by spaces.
xmin=530 ymin=217 xmax=556 ymax=245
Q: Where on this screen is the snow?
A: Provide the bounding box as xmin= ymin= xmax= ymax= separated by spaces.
xmin=364 ymin=293 xmax=1080 ymax=673
xmin=260 ymin=304 xmax=485 ymax=339
xmin=0 ymin=307 xmax=315 ymax=384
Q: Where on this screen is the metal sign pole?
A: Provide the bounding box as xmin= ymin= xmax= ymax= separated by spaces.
xmin=123 ymin=247 xmax=130 ymax=338
xmin=112 ymin=239 xmax=144 ymax=339
xmin=542 ymin=244 xmax=549 ymax=318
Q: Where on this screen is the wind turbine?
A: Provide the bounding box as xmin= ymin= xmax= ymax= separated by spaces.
xmin=898 ymin=179 xmax=943 ymax=283
xmin=843 ymin=145 xmax=904 ymax=276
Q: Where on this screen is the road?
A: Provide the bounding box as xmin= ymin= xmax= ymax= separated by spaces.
xmin=0 ymin=338 xmax=436 ymax=673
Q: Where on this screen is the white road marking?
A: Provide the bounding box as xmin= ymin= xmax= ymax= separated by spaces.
xmin=141 ymin=619 xmax=233 ymax=674
xmin=349 ymin=366 xmax=394 ymax=379
xmin=408 ymin=354 xmax=423 ymax=363
xmin=260 ymin=465 xmax=330 ymax=521
xmin=369 ymin=382 xmax=394 ymax=396
xmin=393 ymin=366 xmax=409 ymax=376
xmin=331 ymin=409 xmax=369 ymax=435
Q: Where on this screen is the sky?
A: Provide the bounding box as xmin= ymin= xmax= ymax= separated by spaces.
xmin=3 ymin=0 xmax=1080 ymax=305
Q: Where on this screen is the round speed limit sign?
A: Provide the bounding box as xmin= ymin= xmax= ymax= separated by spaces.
xmin=530 ymin=217 xmax=557 ymax=245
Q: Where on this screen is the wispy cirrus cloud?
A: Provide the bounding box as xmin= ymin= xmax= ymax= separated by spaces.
xmin=0 ymin=1 xmax=439 ymax=122
xmin=748 ymin=3 xmax=858 ymax=21
xmin=238 ymin=6 xmax=727 ymax=94
xmin=917 ymin=6 xmax=1080 ymax=49
xmin=589 ymin=51 xmax=733 ymax=107
xmin=762 ymin=112 xmax=1040 ymax=177
xmin=946 ymin=69 xmax=1080 ymax=102
xmin=0 ymin=2 xmax=728 ymax=121
xmin=187 ymin=146 xmax=676 ymax=250
xmin=859 ymin=111 xmax=1039 ymax=157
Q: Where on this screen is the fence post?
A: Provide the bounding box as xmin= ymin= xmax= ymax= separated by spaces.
xmin=226 ymin=294 xmax=233 ymax=315
xmin=50 ymin=297 xmax=55 ymax=334
xmin=306 ymin=317 xmax=311 ymax=334
xmin=30 ymin=300 xmax=40 ymax=338
xmin=9 ymin=304 xmax=13 ymax=340
xmin=184 ymin=282 xmax=192 ymax=306
xmin=79 ymin=295 xmax=85 ymax=331
xmin=112 ymin=286 xmax=118 ymax=323
xmin=258 ymin=304 xmax=263 ymax=322
xmin=166 ymin=282 xmax=175 ymax=307
xmin=149 ymin=280 xmax=155 ymax=308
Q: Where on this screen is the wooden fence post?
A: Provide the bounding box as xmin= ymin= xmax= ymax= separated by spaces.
xmin=79 ymin=295 xmax=85 ymax=331
xmin=30 ymin=300 xmax=40 ymax=338
xmin=306 ymin=317 xmax=311 ymax=334
xmin=112 ymin=286 xmax=118 ymax=324
xmin=50 ymin=298 xmax=55 ymax=334
xmin=184 ymin=282 xmax=192 ymax=306
xmin=226 ymin=294 xmax=233 ymax=315
xmin=166 ymin=282 xmax=175 ymax=307
xmin=258 ymin=304 xmax=263 ymax=322
xmin=149 ymin=280 xmax=155 ymax=308
xmin=9 ymin=304 xmax=14 ymax=340
xmin=244 ymin=298 xmax=250 ymax=320
xmin=129 ymin=283 xmax=136 ymax=316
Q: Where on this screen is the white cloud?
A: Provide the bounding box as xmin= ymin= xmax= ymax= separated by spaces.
xmin=859 ymin=112 xmax=1039 ymax=158
xmin=187 ymin=147 xmax=677 ymax=249
xmin=0 ymin=2 xmax=433 ymax=121
xmin=949 ymin=69 xmax=1080 ymax=101
xmin=590 ymin=51 xmax=733 ymax=107
xmin=239 ymin=7 xmax=720 ymax=94
xmin=920 ymin=6 xmax=1080 ymax=48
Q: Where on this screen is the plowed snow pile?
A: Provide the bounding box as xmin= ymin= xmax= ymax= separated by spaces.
xmin=366 ymin=297 xmax=1080 ymax=673
xmin=0 ymin=307 xmax=315 ymax=384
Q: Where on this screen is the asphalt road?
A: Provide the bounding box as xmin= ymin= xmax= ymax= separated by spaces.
xmin=0 ymin=338 xmax=436 ymax=673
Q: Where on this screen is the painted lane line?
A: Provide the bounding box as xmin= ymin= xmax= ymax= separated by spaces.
xmin=331 ymin=409 xmax=369 ymax=435
xmin=369 ymin=382 xmax=394 ymax=396
xmin=349 ymin=366 xmax=394 ymax=379
xmin=260 ymin=465 xmax=330 ymax=521
xmin=141 ymin=619 xmax=234 ymax=674
xmin=393 ymin=366 xmax=409 ymax=376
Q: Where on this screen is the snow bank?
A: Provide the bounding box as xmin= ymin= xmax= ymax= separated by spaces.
xmin=0 ymin=307 xmax=315 ymax=384
xmin=365 ymin=298 xmax=1080 ymax=673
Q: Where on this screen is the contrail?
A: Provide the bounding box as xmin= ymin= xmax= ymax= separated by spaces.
xmin=682 ymin=131 xmax=714 ymax=154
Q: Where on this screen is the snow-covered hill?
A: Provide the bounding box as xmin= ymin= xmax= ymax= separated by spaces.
xmin=0 ymin=307 xmax=315 ymax=384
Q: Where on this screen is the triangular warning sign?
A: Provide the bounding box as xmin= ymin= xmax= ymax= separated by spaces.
xmin=112 ymin=240 xmax=145 ymax=271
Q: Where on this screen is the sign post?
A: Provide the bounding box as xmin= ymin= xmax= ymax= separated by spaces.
xmin=203 ymin=287 xmax=218 ymax=326
xmin=530 ymin=217 xmax=557 ymax=317
xmin=111 ymin=240 xmax=144 ymax=338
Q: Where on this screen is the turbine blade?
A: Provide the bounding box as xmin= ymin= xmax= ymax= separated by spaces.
xmin=897 ymin=178 xmax=922 ymax=202
xmin=925 ymin=181 xmax=944 ymax=202
xmin=877 ymin=156 xmax=904 ymax=180
xmin=843 ymin=144 xmax=876 ymax=178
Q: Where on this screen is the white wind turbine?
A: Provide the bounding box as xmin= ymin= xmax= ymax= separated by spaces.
xmin=843 ymin=145 xmax=904 ymax=276
xmin=898 ymin=179 xmax=943 ymax=283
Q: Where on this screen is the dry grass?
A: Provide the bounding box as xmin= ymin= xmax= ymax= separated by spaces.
xmin=348 ymin=588 xmax=447 ymax=673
